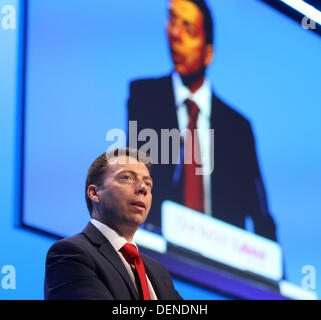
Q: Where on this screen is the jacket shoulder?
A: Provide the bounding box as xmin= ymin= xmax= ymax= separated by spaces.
xmin=129 ymin=75 xmax=172 ymax=94
xmin=213 ymin=94 xmax=252 ymax=130
xmin=46 ymin=233 xmax=93 ymax=262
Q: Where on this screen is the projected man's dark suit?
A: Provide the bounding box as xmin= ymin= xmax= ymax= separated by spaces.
xmin=127 ymin=74 xmax=277 ymax=241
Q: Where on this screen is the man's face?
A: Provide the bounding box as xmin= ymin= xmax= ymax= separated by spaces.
xmin=167 ymin=0 xmax=213 ymax=77
xmin=97 ymin=155 xmax=153 ymax=231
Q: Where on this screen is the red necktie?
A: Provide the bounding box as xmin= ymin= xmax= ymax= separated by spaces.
xmin=183 ymin=99 xmax=205 ymax=213
xmin=120 ymin=243 xmax=151 ymax=300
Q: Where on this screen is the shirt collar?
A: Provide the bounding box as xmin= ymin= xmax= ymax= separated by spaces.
xmin=90 ymin=218 xmax=138 ymax=252
xmin=172 ymin=71 xmax=212 ymax=119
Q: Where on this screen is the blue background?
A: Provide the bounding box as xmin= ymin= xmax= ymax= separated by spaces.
xmin=1 ymin=0 xmax=320 ymax=299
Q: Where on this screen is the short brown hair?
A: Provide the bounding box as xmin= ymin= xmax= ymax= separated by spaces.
xmin=85 ymin=148 xmax=152 ymax=215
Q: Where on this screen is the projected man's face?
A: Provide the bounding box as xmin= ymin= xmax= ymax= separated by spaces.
xmin=167 ymin=0 xmax=213 ymax=77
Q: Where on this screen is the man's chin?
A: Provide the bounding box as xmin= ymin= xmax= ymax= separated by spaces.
xmin=174 ymin=65 xmax=188 ymax=76
xmin=174 ymin=66 xmax=202 ymax=81
xmin=125 ymin=214 xmax=147 ymax=228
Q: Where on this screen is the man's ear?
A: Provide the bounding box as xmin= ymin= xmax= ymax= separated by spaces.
xmin=204 ymin=44 xmax=214 ymax=67
xmin=87 ymin=185 xmax=100 ymax=205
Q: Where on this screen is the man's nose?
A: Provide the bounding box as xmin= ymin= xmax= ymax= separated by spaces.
xmin=170 ymin=23 xmax=183 ymax=41
xmin=135 ymin=181 xmax=147 ymax=195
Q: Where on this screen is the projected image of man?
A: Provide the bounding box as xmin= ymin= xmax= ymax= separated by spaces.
xmin=127 ymin=0 xmax=278 ymax=242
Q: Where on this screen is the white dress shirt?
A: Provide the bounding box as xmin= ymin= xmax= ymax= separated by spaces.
xmin=90 ymin=218 xmax=158 ymax=300
xmin=171 ymin=71 xmax=213 ymax=216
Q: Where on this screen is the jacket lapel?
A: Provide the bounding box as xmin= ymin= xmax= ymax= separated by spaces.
xmin=82 ymin=222 xmax=139 ymax=300
xmin=161 ymin=74 xmax=179 ymax=130
xmin=142 ymin=256 xmax=166 ymax=300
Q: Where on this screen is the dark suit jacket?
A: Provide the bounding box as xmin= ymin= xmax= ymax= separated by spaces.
xmin=127 ymin=74 xmax=277 ymax=241
xmin=44 ymin=222 xmax=182 ymax=300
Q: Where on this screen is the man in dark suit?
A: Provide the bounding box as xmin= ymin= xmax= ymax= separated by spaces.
xmin=127 ymin=0 xmax=277 ymax=241
xmin=45 ymin=148 xmax=182 ymax=300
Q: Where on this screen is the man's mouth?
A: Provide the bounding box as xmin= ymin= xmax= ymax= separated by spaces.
xmin=171 ymin=49 xmax=185 ymax=63
xmin=129 ymin=201 xmax=146 ymax=209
